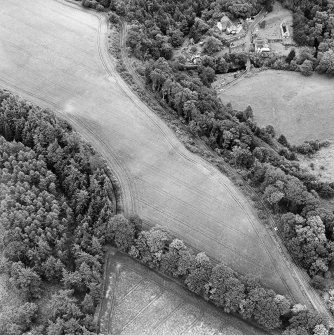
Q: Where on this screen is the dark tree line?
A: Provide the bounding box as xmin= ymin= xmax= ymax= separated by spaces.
xmin=0 ymin=90 xmax=118 ymax=335
xmin=144 ymin=54 xmax=334 ymax=278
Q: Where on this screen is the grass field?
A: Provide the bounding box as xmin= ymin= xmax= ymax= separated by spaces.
xmin=219 ymin=70 xmax=334 ymax=144
xmin=0 ymin=0 xmax=316 ymax=305
xmin=98 ymin=250 xmax=270 ymax=335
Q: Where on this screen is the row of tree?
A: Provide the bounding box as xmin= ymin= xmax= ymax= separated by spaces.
xmin=102 ymin=218 xmax=329 ymax=334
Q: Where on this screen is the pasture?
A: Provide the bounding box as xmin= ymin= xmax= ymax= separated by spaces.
xmin=219 ymin=70 xmax=334 ymax=144
xmin=99 ymin=250 xmax=270 ymax=335
xmin=0 ymin=0 xmax=312 ymax=304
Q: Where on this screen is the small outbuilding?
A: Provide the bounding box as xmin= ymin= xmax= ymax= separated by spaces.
xmin=254 ymin=38 xmax=270 ymax=53
xmin=281 ymin=22 xmax=289 ymax=38
xmin=220 ymin=15 xmax=231 ymax=31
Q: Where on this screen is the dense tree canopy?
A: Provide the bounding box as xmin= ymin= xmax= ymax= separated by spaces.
xmin=0 ymin=90 xmax=121 ymax=334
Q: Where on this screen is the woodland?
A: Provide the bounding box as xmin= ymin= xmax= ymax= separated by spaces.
xmin=0 ymin=90 xmax=118 ymax=334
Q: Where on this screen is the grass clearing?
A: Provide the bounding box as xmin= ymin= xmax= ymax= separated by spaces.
xmin=219 ymin=70 xmax=334 ymax=144
xmin=299 ymin=146 xmax=334 ymax=183
xmin=99 ymin=250 xmax=270 ymax=335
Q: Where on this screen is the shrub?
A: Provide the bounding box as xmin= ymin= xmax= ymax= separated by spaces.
xmin=300 ymin=59 xmax=313 ymax=76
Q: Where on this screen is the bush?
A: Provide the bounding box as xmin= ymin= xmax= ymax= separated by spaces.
xmin=203 ymin=36 xmax=222 ymax=55
xmin=300 ymin=59 xmax=313 ymax=76
xmin=108 ymin=12 xmax=119 ymax=24
xmin=311 ymin=275 xmax=326 ymax=290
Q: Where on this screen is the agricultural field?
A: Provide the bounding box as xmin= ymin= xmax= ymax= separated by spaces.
xmin=219 ymin=70 xmax=334 ymax=144
xmin=0 ymin=0 xmax=316 ymax=308
xmin=99 ymin=250 xmax=270 ymax=335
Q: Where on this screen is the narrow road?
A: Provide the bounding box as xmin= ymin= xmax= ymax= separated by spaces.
xmin=220 ymin=8 xmax=267 ymax=91
xmin=0 ymin=0 xmax=332 ymax=322
xmin=245 ymin=9 xmax=266 ymax=70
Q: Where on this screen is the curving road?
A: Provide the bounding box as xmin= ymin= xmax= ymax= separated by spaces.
xmin=0 ymin=0 xmax=327 ymax=311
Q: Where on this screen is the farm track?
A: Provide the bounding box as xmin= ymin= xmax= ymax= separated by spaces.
xmin=107 ymin=265 xmax=121 ymax=335
xmin=217 ymin=9 xmax=265 ymax=92
xmin=0 ymin=0 xmax=333 ymax=324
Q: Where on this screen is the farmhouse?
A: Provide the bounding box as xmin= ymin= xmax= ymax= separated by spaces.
xmin=254 ymin=38 xmax=270 ymax=53
xmin=219 ymin=15 xmax=238 ymax=34
xmin=220 ymin=15 xmax=232 ymax=31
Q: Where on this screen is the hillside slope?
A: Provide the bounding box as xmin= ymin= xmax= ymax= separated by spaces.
xmin=0 ymin=0 xmax=314 ymax=305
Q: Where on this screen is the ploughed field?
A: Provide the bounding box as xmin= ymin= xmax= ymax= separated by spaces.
xmin=99 ymin=250 xmax=269 ymax=335
xmin=0 ymin=0 xmax=309 ymax=303
xmin=219 ymin=70 xmax=334 ymax=144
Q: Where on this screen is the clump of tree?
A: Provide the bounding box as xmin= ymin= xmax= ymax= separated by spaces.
xmin=82 ymin=0 xmax=107 ymax=10
xmin=203 ymin=36 xmax=223 ymax=55
xmin=0 ymin=90 xmax=119 ymax=334
xmin=277 ymin=0 xmax=334 ymax=76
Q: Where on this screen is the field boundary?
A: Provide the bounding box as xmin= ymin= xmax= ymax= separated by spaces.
xmin=99 ymin=249 xmax=274 ymax=335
